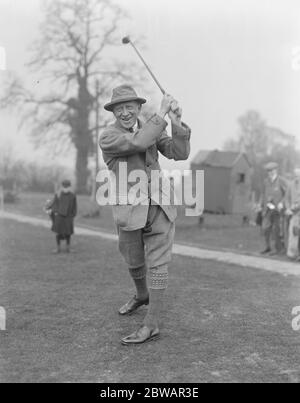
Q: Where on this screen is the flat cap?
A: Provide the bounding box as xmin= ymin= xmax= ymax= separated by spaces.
xmin=61 ymin=179 xmax=72 ymax=188
xmin=264 ymin=162 xmax=278 ymax=171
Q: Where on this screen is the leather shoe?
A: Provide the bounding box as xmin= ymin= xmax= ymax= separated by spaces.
xmin=269 ymin=250 xmax=283 ymax=256
xmin=119 ymin=295 xmax=149 ymax=315
xmin=121 ymin=325 xmax=160 ymax=345
xmin=260 ymin=247 xmax=271 ymax=255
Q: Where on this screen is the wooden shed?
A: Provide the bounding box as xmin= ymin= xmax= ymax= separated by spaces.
xmin=190 ymin=150 xmax=252 ymax=214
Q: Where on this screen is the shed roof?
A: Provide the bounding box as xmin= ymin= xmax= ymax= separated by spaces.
xmin=191 ymin=150 xmax=250 ymax=168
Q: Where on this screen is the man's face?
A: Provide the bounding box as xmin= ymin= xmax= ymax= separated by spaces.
xmin=113 ymin=101 xmax=141 ymax=129
xmin=267 ymin=168 xmax=277 ymax=180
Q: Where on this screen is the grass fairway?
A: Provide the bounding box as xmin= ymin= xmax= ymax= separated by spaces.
xmin=1 ymin=218 xmax=300 ymax=383
xmin=5 ymin=192 xmax=263 ymax=254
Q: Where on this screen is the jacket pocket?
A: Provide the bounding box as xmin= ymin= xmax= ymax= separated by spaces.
xmin=162 ymin=205 xmax=177 ymax=222
xmin=112 ymin=205 xmax=133 ymax=228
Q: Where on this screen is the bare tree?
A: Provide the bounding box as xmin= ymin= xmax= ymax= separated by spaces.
xmin=237 ymin=110 xmax=269 ymax=163
xmin=225 ymin=110 xmax=296 ymax=170
xmin=223 ymin=110 xmax=297 ymax=197
xmin=1 ymin=0 xmax=144 ymax=193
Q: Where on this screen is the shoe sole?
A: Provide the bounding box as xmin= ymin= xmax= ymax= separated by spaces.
xmin=121 ymin=333 xmax=160 ymax=346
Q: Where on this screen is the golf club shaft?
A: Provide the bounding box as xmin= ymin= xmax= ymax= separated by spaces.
xmin=129 ymin=41 xmax=165 ymax=95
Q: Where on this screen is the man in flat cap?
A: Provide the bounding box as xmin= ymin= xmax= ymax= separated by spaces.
xmin=285 ymin=168 xmax=300 ymax=260
xmin=260 ymin=162 xmax=288 ymax=255
xmin=99 ymin=85 xmax=191 ymax=345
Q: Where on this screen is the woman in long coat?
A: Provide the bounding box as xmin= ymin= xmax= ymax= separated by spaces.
xmin=50 ymin=180 xmax=77 ymax=253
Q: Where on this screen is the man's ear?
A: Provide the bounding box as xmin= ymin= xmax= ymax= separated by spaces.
xmin=136 ymin=104 xmax=142 ymax=116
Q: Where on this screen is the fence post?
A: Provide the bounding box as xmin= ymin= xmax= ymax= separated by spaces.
xmin=0 ymin=186 xmax=4 ymax=211
xmin=0 ymin=307 xmax=6 ymax=330
xmin=0 ymin=46 xmax=6 ymax=71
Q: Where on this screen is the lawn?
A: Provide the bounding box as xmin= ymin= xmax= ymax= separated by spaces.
xmin=4 ymin=192 xmax=263 ymax=254
xmin=1 ymin=218 xmax=300 ymax=383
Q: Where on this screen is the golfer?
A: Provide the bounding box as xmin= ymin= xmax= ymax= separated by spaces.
xmin=99 ymin=85 xmax=191 ymax=345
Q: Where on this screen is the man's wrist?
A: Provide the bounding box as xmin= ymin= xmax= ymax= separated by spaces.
xmin=171 ymin=117 xmax=182 ymax=127
xmin=158 ymin=108 xmax=168 ymax=119
xmin=147 ymin=113 xmax=168 ymax=128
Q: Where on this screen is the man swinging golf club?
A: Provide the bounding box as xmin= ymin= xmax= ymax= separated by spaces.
xmin=99 ymin=84 xmax=191 ymax=345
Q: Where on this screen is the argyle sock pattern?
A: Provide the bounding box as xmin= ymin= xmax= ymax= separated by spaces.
xmin=143 ymin=265 xmax=168 ymax=329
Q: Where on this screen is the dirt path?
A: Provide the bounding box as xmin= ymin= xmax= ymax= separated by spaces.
xmin=1 ymin=211 xmax=299 ymax=277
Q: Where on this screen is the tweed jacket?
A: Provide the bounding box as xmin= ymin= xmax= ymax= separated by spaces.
xmin=262 ymin=175 xmax=288 ymax=211
xmin=99 ymin=113 xmax=191 ymax=230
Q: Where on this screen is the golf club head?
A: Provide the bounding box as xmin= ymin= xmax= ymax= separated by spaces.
xmin=122 ymin=36 xmax=131 ymax=45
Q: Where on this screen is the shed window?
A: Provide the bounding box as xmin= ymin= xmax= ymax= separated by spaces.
xmin=237 ymin=173 xmax=245 ymax=183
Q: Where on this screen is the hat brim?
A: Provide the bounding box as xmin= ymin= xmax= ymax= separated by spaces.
xmin=265 ymin=164 xmax=278 ymax=171
xmin=62 ymin=181 xmax=71 ymax=188
xmin=104 ymin=97 xmax=146 ymax=112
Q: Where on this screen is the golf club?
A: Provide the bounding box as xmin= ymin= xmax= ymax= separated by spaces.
xmin=122 ymin=36 xmax=166 ymax=95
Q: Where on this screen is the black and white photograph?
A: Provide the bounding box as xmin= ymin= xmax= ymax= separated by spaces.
xmin=0 ymin=0 xmax=300 ymax=385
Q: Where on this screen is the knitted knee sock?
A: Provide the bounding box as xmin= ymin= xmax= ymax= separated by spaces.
xmin=129 ymin=266 xmax=148 ymax=300
xmin=144 ymin=265 xmax=168 ymax=329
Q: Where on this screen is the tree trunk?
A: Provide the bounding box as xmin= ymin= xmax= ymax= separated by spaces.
xmin=75 ymin=146 xmax=89 ymax=194
xmin=73 ymin=75 xmax=93 ymax=194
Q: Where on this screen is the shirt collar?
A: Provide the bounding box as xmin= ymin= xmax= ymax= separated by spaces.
xmin=115 ymin=118 xmax=142 ymax=132
xmin=129 ymin=119 xmax=142 ymax=133
xmin=129 ymin=122 xmax=138 ymax=132
xmin=270 ymin=173 xmax=278 ymax=183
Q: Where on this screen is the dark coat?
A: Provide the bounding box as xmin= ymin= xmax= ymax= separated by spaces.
xmin=50 ymin=192 xmax=77 ymax=236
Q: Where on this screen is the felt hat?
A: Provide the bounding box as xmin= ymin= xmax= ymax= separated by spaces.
xmin=104 ymin=85 xmax=146 ymax=112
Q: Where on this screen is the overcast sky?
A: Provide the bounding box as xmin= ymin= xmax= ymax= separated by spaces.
xmin=0 ymin=0 xmax=300 ymax=170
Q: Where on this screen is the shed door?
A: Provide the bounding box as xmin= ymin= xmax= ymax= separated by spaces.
xmin=231 ymin=173 xmax=250 ymax=214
